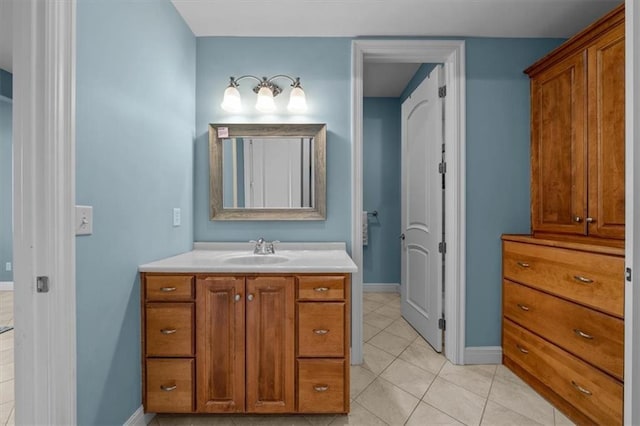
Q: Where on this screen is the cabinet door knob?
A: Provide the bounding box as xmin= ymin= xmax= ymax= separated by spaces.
xmin=160 ymin=384 xmax=177 ymax=392
xmin=313 ymin=329 xmax=329 ymax=335
xmin=247 ymin=294 xmax=254 ymax=301
xmin=160 ymin=328 xmax=177 ymax=335
xmin=314 ymin=287 xmax=329 ymax=292
xmin=160 ymin=287 xmax=176 ymax=292
xmin=235 ymin=294 xmax=241 ymax=302
xmin=573 ymin=275 xmax=594 ymax=284
xmin=573 ymin=329 xmax=594 ymax=340
xmin=571 ymin=381 xmax=592 ymax=396
xmin=574 ymin=216 xmax=583 ymax=223
xmin=585 ymin=217 xmax=595 ymax=223
xmin=313 ymin=385 xmax=329 ymax=392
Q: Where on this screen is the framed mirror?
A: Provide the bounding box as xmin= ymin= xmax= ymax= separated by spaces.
xmin=209 ymin=123 xmax=326 ymax=220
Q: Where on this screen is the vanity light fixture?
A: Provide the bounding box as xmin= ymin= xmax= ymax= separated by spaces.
xmin=221 ymin=75 xmax=307 ymax=113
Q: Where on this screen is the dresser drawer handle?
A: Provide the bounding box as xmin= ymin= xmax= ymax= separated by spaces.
xmin=516 ymin=261 xmax=530 ymax=268
xmin=517 ymin=304 xmax=530 ymax=312
xmin=516 ymin=345 xmax=529 ymax=354
xmin=573 ymin=329 xmax=594 ymax=340
xmin=313 ymin=385 xmax=329 ymax=392
xmin=160 ymin=287 xmax=176 ymax=292
xmin=314 ymin=287 xmax=330 ymax=292
xmin=160 ymin=329 xmax=177 ymax=335
xmin=571 ymin=381 xmax=592 ymax=396
xmin=573 ymin=275 xmax=594 ymax=284
xmin=313 ymin=329 xmax=329 ymax=335
xmin=160 ymin=384 xmax=177 ymax=392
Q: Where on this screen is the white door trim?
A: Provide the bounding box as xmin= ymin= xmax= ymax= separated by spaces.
xmin=625 ymin=1 xmax=639 ymax=424
xmin=13 ymin=1 xmax=77 ymax=424
xmin=351 ymin=40 xmax=466 ymax=364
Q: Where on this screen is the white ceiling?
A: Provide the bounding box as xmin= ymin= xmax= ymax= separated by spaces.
xmin=364 ymin=63 xmax=421 ymax=97
xmin=0 ymin=0 xmax=12 ymax=73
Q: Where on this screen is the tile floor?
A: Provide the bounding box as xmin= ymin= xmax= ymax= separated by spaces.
xmin=0 ymin=291 xmax=575 ymax=426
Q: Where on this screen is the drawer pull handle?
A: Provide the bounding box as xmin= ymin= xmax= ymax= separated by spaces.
xmin=160 ymin=384 xmax=177 ymax=392
xmin=516 ymin=345 xmax=529 ymax=354
xmin=571 ymin=381 xmax=592 ymax=396
xmin=573 ymin=329 xmax=594 ymax=340
xmin=160 ymin=329 xmax=177 ymax=335
xmin=313 ymin=329 xmax=329 ymax=335
xmin=314 ymin=385 xmax=329 ymax=392
xmin=516 ymin=261 xmax=530 ymax=268
xmin=517 ymin=304 xmax=530 ymax=312
xmin=314 ymin=287 xmax=330 ymax=292
xmin=160 ymin=287 xmax=176 ymax=292
xmin=573 ymin=275 xmax=594 ymax=284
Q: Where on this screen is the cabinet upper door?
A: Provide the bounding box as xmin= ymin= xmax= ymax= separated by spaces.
xmin=245 ymin=276 xmax=295 ymax=413
xmin=196 ymin=276 xmax=245 ymax=413
xmin=587 ymin=22 xmax=625 ymax=240
xmin=531 ymin=52 xmax=588 ymax=236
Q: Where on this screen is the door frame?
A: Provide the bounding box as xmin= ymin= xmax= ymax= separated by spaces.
xmin=351 ymin=40 xmax=466 ymax=364
xmin=13 ymin=0 xmax=77 ymax=424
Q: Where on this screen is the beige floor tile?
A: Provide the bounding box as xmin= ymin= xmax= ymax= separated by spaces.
xmin=0 ymin=348 xmax=13 ymax=365
xmin=304 ymin=414 xmax=337 ymax=426
xmin=422 ymin=378 xmax=486 ymax=426
xmin=363 ymin=312 xmax=395 ymax=330
xmin=232 ymin=415 xmax=311 ymax=425
xmin=6 ymin=406 xmax=13 ymax=426
xmin=0 ymin=379 xmax=13 ymax=404
xmin=374 ymin=305 xmax=401 ymax=320
xmin=398 ymin=341 xmax=446 ymax=374
xmin=363 ymin=300 xmax=384 ymax=314
xmin=0 ymin=401 xmax=12 ymax=425
xmin=368 ymin=331 xmax=412 ymax=357
xmin=363 ymin=323 xmax=382 ymax=342
xmin=438 ymin=362 xmax=496 ymax=398
xmin=386 ymin=298 xmax=401 ymax=309
xmin=148 ymin=418 xmax=160 ymax=426
xmin=489 ymin=374 xmax=554 ymax=425
xmin=363 ymin=293 xmax=397 ymax=304
xmin=384 ymin=318 xmax=419 ymax=341
xmin=379 ymin=358 xmax=435 ymax=399
xmin=481 ymin=400 xmax=544 ymax=425
xmin=554 ymin=409 xmax=575 ymax=426
xmin=494 ymin=365 xmax=524 ymax=385
xmin=362 ymin=343 xmax=395 ymax=375
xmin=329 ymin=400 xmax=387 ymax=425
xmin=355 ymin=378 xmax=419 ymax=425
xmin=0 ymin=334 xmax=13 ymax=352
xmin=406 ymin=402 xmax=464 ymax=426
xmin=0 ymin=362 xmax=13 ymax=383
xmin=350 ymin=365 xmax=377 ymax=399
xmin=191 ymin=415 xmax=238 ymax=425
xmin=156 ymin=415 xmax=195 ymax=426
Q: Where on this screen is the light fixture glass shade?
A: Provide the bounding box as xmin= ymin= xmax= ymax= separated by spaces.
xmin=287 ymin=86 xmax=307 ymax=112
xmin=255 ymin=86 xmax=276 ymax=113
xmin=221 ymin=86 xmax=242 ymax=112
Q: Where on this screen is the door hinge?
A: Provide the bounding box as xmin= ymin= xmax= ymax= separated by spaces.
xmin=439 ymin=86 xmax=446 ymax=98
xmin=438 ymin=241 xmax=447 ymax=254
xmin=626 ymin=267 xmax=632 ymax=282
xmin=438 ymin=162 xmax=447 ymax=174
xmin=36 ymin=276 xmax=49 ymax=293
xmin=438 ymin=317 xmax=446 ymax=330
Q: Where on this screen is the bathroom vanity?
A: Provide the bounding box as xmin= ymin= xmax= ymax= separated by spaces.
xmin=138 ymin=243 xmax=356 ymax=415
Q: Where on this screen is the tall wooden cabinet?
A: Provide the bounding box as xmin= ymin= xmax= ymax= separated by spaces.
xmin=527 ymin=5 xmax=625 ymax=241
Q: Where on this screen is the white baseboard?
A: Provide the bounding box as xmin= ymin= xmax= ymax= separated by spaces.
xmin=464 ymin=346 xmax=502 ymax=365
xmin=363 ymin=283 xmax=400 ymax=293
xmin=0 ymin=282 xmax=13 ymax=291
xmin=123 ymin=406 xmax=155 ymax=426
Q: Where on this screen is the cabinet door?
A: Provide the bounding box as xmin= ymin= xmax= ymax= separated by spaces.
xmin=531 ymin=52 xmax=587 ymax=235
xmin=196 ymin=276 xmax=245 ymax=413
xmin=246 ymin=276 xmax=295 ymax=413
xmin=587 ymin=22 xmax=625 ymax=239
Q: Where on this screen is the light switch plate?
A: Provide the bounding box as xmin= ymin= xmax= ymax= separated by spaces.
xmin=75 ymin=205 xmax=93 ymax=236
xmin=173 ymin=208 xmax=181 ymax=227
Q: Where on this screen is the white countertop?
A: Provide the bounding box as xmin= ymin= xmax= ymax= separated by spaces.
xmin=138 ymin=242 xmax=358 ymax=273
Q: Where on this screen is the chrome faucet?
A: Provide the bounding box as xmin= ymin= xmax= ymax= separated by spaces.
xmin=250 ymin=237 xmax=279 ymax=255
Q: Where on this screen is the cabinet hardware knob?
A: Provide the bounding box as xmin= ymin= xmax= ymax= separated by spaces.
xmin=247 ymin=294 xmax=254 ymax=301
xmin=313 ymin=385 xmax=329 ymax=392
xmin=160 ymin=384 xmax=177 ymax=392
xmin=160 ymin=287 xmax=176 ymax=292
xmin=517 ymin=304 xmax=530 ymax=312
xmin=235 ymin=294 xmax=241 ymax=302
xmin=313 ymin=329 xmax=329 ymax=335
xmin=161 ymin=329 xmax=177 ymax=335
xmin=516 ymin=261 xmax=530 ymax=268
xmin=571 ymin=381 xmax=592 ymax=396
xmin=585 ymin=217 xmax=595 ymax=223
xmin=314 ymin=287 xmax=330 ymax=292
xmin=516 ymin=345 xmax=529 ymax=354
xmin=573 ymin=275 xmax=594 ymax=284
xmin=574 ymin=216 xmax=583 ymax=223
xmin=573 ymin=329 xmax=594 ymax=340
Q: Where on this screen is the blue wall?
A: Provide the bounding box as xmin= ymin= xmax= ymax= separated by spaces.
xmin=0 ymin=69 xmax=12 ymax=99
xmin=0 ymin=71 xmax=11 ymax=281
xmin=363 ymin=98 xmax=401 ymax=285
xmin=75 ymin=1 xmax=195 ymax=424
xmin=194 ymin=37 xmax=351 ymax=246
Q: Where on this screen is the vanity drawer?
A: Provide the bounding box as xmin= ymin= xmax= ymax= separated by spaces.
xmin=297 ymin=359 xmax=346 ymax=413
xmin=503 ymin=280 xmax=623 ymax=380
xmin=503 ymin=319 xmax=622 ymax=425
xmin=298 ymin=302 xmax=344 ymax=357
xmin=146 ymin=358 xmax=195 ymax=413
xmin=146 ymin=303 xmax=194 ymax=357
xmin=297 ymin=276 xmax=345 ymax=300
xmin=145 ymin=275 xmax=194 ymax=301
xmin=502 ymin=241 xmax=624 ymax=317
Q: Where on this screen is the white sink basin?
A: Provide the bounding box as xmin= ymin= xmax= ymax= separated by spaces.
xmin=224 ymin=255 xmax=290 ymax=265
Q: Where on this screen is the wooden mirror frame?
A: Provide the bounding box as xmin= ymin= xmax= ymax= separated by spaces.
xmin=209 ymin=123 xmax=327 ymax=220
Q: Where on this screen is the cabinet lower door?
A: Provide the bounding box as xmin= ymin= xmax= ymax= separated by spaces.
xmin=196 ymin=276 xmax=245 ymax=413
xmin=246 ymin=276 xmax=295 ymax=413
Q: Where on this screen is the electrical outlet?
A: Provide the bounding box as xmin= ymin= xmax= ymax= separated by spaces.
xmin=173 ymin=208 xmax=181 ymax=227
xmin=75 ymin=205 xmax=93 ymax=235
xmin=5 ymin=262 xmax=11 ymax=272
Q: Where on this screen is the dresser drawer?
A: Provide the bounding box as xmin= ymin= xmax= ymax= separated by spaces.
xmin=146 ymin=358 xmax=194 ymax=413
xmin=298 ymin=359 xmax=346 ymax=413
xmin=146 ymin=303 xmax=194 ymax=357
xmin=298 ymin=302 xmax=344 ymax=357
xmin=503 ymin=319 xmax=622 ymax=425
xmin=503 ymin=241 xmax=624 ymax=317
xmin=503 ymin=280 xmax=623 ymax=380
xmin=297 ymin=276 xmax=345 ymax=300
xmin=145 ymin=275 xmax=194 ymax=301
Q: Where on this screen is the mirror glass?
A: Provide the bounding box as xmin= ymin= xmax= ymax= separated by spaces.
xmin=210 ymin=123 xmax=326 ymax=221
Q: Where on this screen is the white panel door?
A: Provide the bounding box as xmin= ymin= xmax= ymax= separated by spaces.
xmin=401 ymin=65 xmax=444 ymax=352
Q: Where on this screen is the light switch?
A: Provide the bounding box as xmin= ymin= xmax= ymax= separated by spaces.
xmin=75 ymin=205 xmax=93 ymax=236
xmin=173 ymin=208 xmax=181 ymax=227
